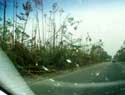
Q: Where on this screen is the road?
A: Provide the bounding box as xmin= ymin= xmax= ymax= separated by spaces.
xmin=26 ymin=62 xmax=125 ymax=95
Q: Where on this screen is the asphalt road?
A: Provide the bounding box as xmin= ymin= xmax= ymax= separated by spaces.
xmin=26 ymin=62 xmax=125 ymax=95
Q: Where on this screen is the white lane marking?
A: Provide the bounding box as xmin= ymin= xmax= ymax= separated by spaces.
xmin=44 ymin=80 xmax=125 ymax=88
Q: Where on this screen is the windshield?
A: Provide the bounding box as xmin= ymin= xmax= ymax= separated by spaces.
xmin=0 ymin=0 xmax=125 ymax=95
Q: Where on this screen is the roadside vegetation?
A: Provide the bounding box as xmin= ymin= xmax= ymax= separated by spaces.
xmin=0 ymin=0 xmax=111 ymax=75
xmin=113 ymin=41 xmax=125 ymax=62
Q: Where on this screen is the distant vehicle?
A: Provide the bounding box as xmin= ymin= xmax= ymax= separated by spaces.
xmin=112 ymin=59 xmax=116 ymax=63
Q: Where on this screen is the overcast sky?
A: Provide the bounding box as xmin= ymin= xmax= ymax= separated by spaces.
xmin=59 ymin=0 xmax=125 ymax=55
xmin=1 ymin=0 xmax=125 ymax=55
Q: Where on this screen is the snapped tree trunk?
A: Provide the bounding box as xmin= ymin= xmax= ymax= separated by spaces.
xmin=3 ymin=0 xmax=7 ymax=41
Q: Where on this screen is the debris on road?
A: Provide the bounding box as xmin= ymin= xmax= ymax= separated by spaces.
xmin=42 ymin=66 xmax=49 ymax=71
xmin=95 ymin=72 xmax=100 ymax=77
xmin=49 ymin=78 xmax=55 ymax=82
xmin=74 ymin=83 xmax=78 ymax=86
xmin=66 ymin=59 xmax=72 ymax=63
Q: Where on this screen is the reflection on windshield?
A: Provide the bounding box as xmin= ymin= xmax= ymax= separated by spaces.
xmin=0 ymin=0 xmax=125 ymax=95
xmin=0 ymin=90 xmax=7 ymax=95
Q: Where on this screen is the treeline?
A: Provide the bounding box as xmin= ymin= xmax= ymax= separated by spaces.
xmin=0 ymin=0 xmax=111 ymax=74
xmin=0 ymin=36 xmax=111 ymax=74
xmin=113 ymin=41 xmax=125 ymax=62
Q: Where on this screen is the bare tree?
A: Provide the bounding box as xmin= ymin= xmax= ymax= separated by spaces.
xmin=33 ymin=0 xmax=43 ymax=47
xmin=52 ymin=2 xmax=58 ymax=50
xmin=3 ymin=0 xmax=7 ymax=41
xmin=21 ymin=1 xmax=32 ymax=44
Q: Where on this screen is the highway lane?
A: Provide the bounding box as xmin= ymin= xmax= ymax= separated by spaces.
xmin=27 ymin=62 xmax=125 ymax=95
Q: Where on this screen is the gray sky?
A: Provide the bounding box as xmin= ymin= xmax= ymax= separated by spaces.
xmin=64 ymin=0 xmax=125 ymax=55
xmin=27 ymin=0 xmax=125 ymax=55
xmin=73 ymin=9 xmax=125 ymax=55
